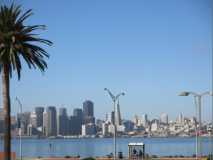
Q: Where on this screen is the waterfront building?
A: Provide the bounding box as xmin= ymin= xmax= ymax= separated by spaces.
xmin=102 ymin=122 xmax=109 ymax=136
xmin=105 ymin=113 xmax=111 ymax=123
xmin=68 ymin=115 xmax=82 ymax=135
xmin=73 ymin=108 xmax=83 ymax=121
xmin=27 ymin=124 xmax=40 ymax=136
xmin=17 ymin=112 xmax=31 ymax=135
xmin=35 ymin=107 xmax=44 ymax=128
xmin=151 ymin=122 xmax=159 ymax=132
xmin=117 ymin=125 xmax=125 ymax=132
xmin=30 ymin=112 xmax=37 ymax=127
xmin=58 ymin=108 xmax=68 ymax=136
xmin=83 ymin=100 xmax=94 ymax=117
xmin=142 ymin=114 xmax=148 ymax=127
xmin=133 ymin=115 xmax=142 ymax=127
xmin=81 ymin=123 xmax=96 ymax=136
xmin=123 ymin=120 xmax=134 ymax=132
xmin=108 ymin=123 xmax=115 ymax=134
xmin=160 ymin=113 xmax=168 ymax=124
xmin=83 ymin=100 xmax=95 ymax=124
xmin=44 ymin=106 xmax=57 ymax=137
xmin=96 ymin=119 xmax=103 ymax=132
xmin=73 ymin=108 xmax=83 ymax=126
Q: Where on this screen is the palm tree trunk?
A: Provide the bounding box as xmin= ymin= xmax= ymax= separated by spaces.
xmin=2 ymin=64 xmax=11 ymax=160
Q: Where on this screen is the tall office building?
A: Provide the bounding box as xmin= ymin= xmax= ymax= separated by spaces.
xmin=30 ymin=112 xmax=37 ymax=127
xmin=35 ymin=107 xmax=44 ymax=128
xmin=160 ymin=113 xmax=168 ymax=124
xmin=68 ymin=115 xmax=82 ymax=135
xmin=177 ymin=113 xmax=183 ymax=124
xmin=81 ymin=123 xmax=96 ymax=136
xmin=142 ymin=114 xmax=148 ymax=127
xmin=83 ymin=100 xmax=95 ymax=124
xmin=73 ymin=108 xmax=83 ymax=123
xmin=58 ymin=108 xmax=68 ymax=136
xmin=83 ymin=100 xmax=94 ymax=117
xmin=44 ymin=106 xmax=57 ymax=137
xmin=17 ymin=112 xmax=31 ymax=135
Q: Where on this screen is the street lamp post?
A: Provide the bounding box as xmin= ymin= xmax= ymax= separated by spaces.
xmin=15 ymin=97 xmax=22 ymax=160
xmin=179 ymin=91 xmax=212 ymax=159
xmin=104 ymin=88 xmax=125 ymax=160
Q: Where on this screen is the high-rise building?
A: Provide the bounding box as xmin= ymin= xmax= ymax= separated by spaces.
xmin=17 ymin=112 xmax=31 ymax=135
xmin=102 ymin=122 xmax=109 ymax=136
xmin=160 ymin=113 xmax=168 ymax=124
xmin=142 ymin=114 xmax=148 ymax=127
xmin=30 ymin=112 xmax=37 ymax=127
xmin=68 ymin=115 xmax=81 ymax=135
xmin=35 ymin=107 xmax=44 ymax=128
xmin=123 ymin=120 xmax=134 ymax=132
xmin=81 ymin=123 xmax=96 ymax=136
xmin=58 ymin=108 xmax=68 ymax=136
xmin=83 ymin=100 xmax=95 ymax=124
xmin=44 ymin=106 xmax=57 ymax=137
xmin=177 ymin=113 xmax=183 ymax=124
xmin=73 ymin=108 xmax=83 ymax=124
xmin=83 ymin=100 xmax=94 ymax=117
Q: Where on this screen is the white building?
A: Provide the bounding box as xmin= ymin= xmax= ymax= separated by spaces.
xmin=82 ymin=123 xmax=96 ymax=136
xmin=142 ymin=114 xmax=148 ymax=127
xmin=117 ymin=125 xmax=125 ymax=132
xmin=102 ymin=122 xmax=109 ymax=136
xmin=151 ymin=122 xmax=159 ymax=132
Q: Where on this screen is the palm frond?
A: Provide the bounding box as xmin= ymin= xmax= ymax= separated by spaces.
xmin=0 ymin=3 xmax=52 ymax=80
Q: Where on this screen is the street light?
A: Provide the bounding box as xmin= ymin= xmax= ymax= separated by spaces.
xmin=104 ymin=88 xmax=125 ymax=160
xmin=179 ymin=91 xmax=212 ymax=159
xmin=15 ymin=97 xmax=22 ymax=160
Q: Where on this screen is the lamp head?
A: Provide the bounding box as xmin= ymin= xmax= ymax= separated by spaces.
xmin=179 ymin=91 xmax=190 ymax=96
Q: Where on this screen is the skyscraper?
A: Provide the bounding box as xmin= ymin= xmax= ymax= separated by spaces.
xmin=73 ymin=108 xmax=83 ymax=123
xmin=142 ymin=114 xmax=148 ymax=127
xmin=83 ymin=100 xmax=94 ymax=117
xmin=68 ymin=115 xmax=82 ymax=135
xmin=160 ymin=113 xmax=168 ymax=124
xmin=58 ymin=108 xmax=68 ymax=136
xmin=30 ymin=112 xmax=37 ymax=127
xmin=44 ymin=106 xmax=57 ymax=137
xmin=83 ymin=100 xmax=95 ymax=124
xmin=35 ymin=107 xmax=44 ymax=128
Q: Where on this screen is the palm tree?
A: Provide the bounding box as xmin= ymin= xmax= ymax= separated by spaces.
xmin=0 ymin=4 xmax=52 ymax=160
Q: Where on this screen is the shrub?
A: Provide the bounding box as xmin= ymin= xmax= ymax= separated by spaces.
xmin=82 ymin=157 xmax=95 ymax=160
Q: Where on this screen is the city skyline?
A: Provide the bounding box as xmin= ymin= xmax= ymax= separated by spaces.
xmin=1 ymin=102 xmax=212 ymax=138
xmin=0 ymin=0 xmax=212 ymax=121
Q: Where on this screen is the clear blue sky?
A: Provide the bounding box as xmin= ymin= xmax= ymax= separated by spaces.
xmin=1 ymin=0 xmax=212 ymax=121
